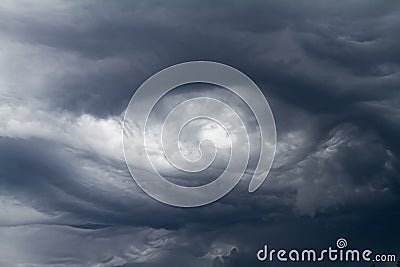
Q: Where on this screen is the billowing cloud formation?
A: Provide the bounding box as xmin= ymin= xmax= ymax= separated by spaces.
xmin=0 ymin=0 xmax=399 ymax=266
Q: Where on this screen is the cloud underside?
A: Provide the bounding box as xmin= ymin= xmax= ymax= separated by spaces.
xmin=0 ymin=0 xmax=399 ymax=266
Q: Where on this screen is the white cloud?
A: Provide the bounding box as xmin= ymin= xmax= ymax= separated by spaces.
xmin=0 ymin=104 xmax=123 ymax=162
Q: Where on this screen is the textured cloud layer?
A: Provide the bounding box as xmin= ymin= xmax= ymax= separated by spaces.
xmin=0 ymin=0 xmax=399 ymax=266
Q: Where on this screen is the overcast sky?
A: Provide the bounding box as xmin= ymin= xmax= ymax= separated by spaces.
xmin=0 ymin=1 xmax=399 ymax=266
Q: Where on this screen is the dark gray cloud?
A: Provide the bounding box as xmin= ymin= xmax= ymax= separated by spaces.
xmin=0 ymin=0 xmax=399 ymax=266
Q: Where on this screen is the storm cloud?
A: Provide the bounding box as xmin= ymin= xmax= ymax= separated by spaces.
xmin=0 ymin=0 xmax=399 ymax=266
